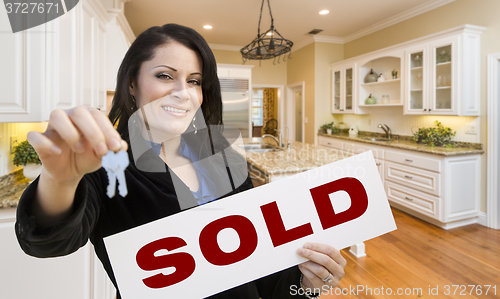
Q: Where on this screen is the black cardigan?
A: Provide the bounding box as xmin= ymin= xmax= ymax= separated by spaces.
xmin=15 ymin=130 xmax=306 ymax=299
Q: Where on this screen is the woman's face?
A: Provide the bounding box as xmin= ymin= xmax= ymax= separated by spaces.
xmin=129 ymin=41 xmax=203 ymax=141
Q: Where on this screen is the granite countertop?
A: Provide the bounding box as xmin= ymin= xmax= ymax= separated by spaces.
xmin=0 ymin=169 xmax=30 ymax=209
xmin=237 ymin=138 xmax=349 ymax=177
xmin=318 ymin=132 xmax=484 ymax=156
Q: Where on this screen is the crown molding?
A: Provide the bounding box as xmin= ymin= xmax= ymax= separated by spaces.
xmin=291 ymin=36 xmax=314 ymax=52
xmin=209 ymin=44 xmax=243 ymax=52
xmin=343 ymin=0 xmax=456 ymax=43
xmin=116 ymin=12 xmax=135 ymax=44
xmin=313 ymin=35 xmax=344 ymax=44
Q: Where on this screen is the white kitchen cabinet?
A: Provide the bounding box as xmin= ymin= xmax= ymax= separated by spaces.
xmin=0 ymin=8 xmax=46 ymax=122
xmin=404 ymin=25 xmax=483 ymax=116
xmin=0 ymin=208 xmax=115 ymax=299
xmin=318 ymin=135 xmax=481 ymax=229
xmin=329 ymin=25 xmax=484 ymax=117
xmin=0 ymin=0 xmax=116 ymax=122
xmin=357 ymin=48 xmax=404 ymax=109
xmin=331 ymin=62 xmax=357 ymax=114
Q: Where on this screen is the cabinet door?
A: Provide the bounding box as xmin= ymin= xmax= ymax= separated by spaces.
xmin=343 ymin=67 xmax=355 ymax=114
xmin=331 ymin=68 xmax=342 ymax=113
xmin=404 ymin=44 xmax=428 ymax=115
xmin=429 ymin=36 xmax=459 ymax=115
xmin=46 ymin=9 xmax=79 ymax=115
xmin=0 ymin=6 xmax=46 ymax=122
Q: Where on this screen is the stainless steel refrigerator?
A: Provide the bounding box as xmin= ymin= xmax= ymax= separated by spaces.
xmin=220 ymin=78 xmax=251 ymax=138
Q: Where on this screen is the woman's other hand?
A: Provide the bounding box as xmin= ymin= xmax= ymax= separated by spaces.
xmin=297 ymin=242 xmax=346 ymax=292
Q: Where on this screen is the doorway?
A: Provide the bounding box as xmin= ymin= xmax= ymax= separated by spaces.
xmin=286 ymin=82 xmax=305 ymax=142
xmin=251 ymin=85 xmax=284 ymax=138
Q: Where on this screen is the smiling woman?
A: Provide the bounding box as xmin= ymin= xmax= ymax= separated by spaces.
xmin=15 ymin=23 xmax=346 ymax=299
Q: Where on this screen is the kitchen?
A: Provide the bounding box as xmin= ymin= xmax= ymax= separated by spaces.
xmin=1 ymin=0 xmax=500 ymax=298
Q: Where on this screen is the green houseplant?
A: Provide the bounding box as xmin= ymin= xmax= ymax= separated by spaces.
xmin=12 ymin=140 xmax=42 ymax=181
xmin=320 ymin=122 xmax=338 ymax=134
xmin=412 ymin=121 xmax=456 ymax=147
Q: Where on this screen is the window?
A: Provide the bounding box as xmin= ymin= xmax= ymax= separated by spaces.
xmin=251 ymin=89 xmax=264 ymax=126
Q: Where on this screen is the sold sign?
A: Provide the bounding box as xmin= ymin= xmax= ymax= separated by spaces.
xmin=105 ymin=151 xmax=397 ymax=299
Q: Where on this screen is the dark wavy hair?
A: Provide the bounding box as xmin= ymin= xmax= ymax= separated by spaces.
xmin=108 ymin=23 xmax=222 ymax=143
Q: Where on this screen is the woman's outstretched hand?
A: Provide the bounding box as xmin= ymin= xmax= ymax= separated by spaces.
xmin=27 ymin=106 xmax=128 ymax=185
xmin=297 ymin=243 xmax=346 ymax=293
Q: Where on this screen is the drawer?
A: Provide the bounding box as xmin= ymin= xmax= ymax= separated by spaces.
xmin=318 ymin=137 xmax=343 ymax=150
xmin=385 ymin=150 xmax=441 ymax=173
xmin=385 ymin=181 xmax=440 ymax=220
xmin=343 ymin=142 xmax=384 ymax=160
xmin=384 ymin=161 xmax=441 ymax=196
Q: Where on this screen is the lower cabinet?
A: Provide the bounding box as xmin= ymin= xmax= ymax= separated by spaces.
xmin=318 ymin=136 xmax=481 ymax=229
xmin=0 ymin=208 xmax=115 ymax=299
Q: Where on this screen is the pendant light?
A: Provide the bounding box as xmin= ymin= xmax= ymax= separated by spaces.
xmin=240 ymin=0 xmax=293 ymax=65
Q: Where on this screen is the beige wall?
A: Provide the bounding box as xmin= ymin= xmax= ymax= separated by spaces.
xmin=287 ymin=43 xmax=315 ymax=144
xmin=342 ymin=0 xmax=500 ymax=213
xmin=212 ymin=49 xmax=287 ymax=86
xmin=314 ymin=43 xmax=344 ymax=144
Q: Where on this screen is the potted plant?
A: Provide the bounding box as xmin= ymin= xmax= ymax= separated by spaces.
xmin=392 ymin=69 xmax=398 ymax=79
xmin=320 ymin=122 xmax=336 ymax=135
xmin=412 ymin=121 xmax=456 ymax=147
xmin=12 ymin=140 xmax=42 ymax=181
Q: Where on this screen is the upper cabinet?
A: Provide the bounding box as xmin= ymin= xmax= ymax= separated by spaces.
xmin=331 ymin=25 xmax=484 ymax=116
xmin=0 ymin=0 xmax=134 ymax=122
xmin=331 ymin=62 xmax=356 ymax=114
xmin=358 ymin=49 xmax=404 ymax=109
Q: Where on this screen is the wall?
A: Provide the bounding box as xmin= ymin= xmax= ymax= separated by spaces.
xmin=314 ymin=43 xmax=344 ymax=145
xmin=212 ymin=49 xmax=287 ymax=86
xmin=287 ymin=43 xmax=315 ymax=144
xmin=0 ymin=123 xmax=48 ymax=176
xmin=340 ymin=0 xmax=500 ymax=213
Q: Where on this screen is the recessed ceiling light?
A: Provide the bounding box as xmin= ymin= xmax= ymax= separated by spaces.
xmin=204 ymin=25 xmax=212 ymax=29
xmin=319 ymin=10 xmax=329 ymax=15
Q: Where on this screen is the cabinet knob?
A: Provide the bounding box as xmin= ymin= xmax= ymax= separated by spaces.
xmin=327 ymin=142 xmax=331 ymax=145
xmin=405 ymin=159 xmax=413 ymax=162
xmin=429 ymin=109 xmax=432 ymax=112
xmin=405 ymin=196 xmax=414 ymax=201
xmin=376 ymin=162 xmax=381 ymax=166
xmin=424 ymin=109 xmax=427 ymax=111
xmin=405 ymin=175 xmax=413 ymax=179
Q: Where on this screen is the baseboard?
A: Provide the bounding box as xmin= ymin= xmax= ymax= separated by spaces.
xmin=477 ymin=212 xmax=488 ymax=227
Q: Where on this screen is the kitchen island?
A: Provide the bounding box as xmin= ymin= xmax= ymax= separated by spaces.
xmin=237 ymin=137 xmax=353 ymax=184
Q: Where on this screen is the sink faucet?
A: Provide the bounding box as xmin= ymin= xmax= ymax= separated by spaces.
xmin=262 ymin=128 xmax=291 ymax=150
xmin=282 ymin=126 xmax=292 ymax=150
xmin=262 ymin=134 xmax=281 ymax=147
xmin=378 ymin=124 xmax=392 ymax=139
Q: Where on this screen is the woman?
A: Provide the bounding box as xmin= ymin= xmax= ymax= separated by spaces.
xmin=16 ymin=24 xmax=346 ymax=298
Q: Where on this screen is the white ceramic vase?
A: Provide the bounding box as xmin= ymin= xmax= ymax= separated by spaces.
xmin=23 ymin=163 xmax=42 ymax=182
xmin=326 ymin=129 xmax=332 ymax=135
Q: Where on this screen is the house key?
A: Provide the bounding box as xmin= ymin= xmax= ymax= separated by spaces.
xmin=102 ymin=150 xmax=129 ymax=198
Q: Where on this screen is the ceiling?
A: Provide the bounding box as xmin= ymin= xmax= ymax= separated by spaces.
xmin=124 ymin=0 xmax=453 ymax=49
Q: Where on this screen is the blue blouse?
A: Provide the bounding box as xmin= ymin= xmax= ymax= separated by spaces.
xmin=144 ymin=138 xmax=218 ymax=206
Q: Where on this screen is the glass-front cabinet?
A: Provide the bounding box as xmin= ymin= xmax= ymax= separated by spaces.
xmin=429 ymin=37 xmax=458 ymax=114
xmin=332 ymin=70 xmax=341 ymax=112
xmin=405 ymin=36 xmax=459 ymax=115
xmin=331 ymin=63 xmax=355 ymax=114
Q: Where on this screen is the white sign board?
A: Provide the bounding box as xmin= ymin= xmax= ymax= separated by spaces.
xmin=104 ymin=151 xmax=397 ymax=298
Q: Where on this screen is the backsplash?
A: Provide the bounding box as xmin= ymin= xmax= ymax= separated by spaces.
xmin=333 ymin=107 xmax=480 ymax=143
xmin=0 ymin=122 xmax=48 ymax=177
